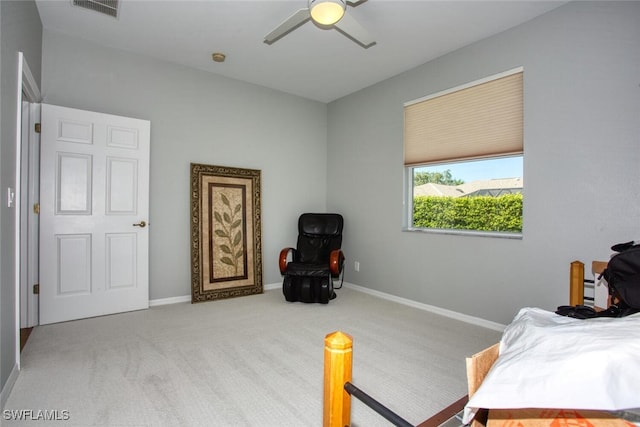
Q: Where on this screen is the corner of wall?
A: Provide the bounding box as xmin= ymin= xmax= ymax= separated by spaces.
xmin=0 ymin=363 xmax=19 ymax=410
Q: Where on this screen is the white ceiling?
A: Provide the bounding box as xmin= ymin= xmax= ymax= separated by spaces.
xmin=34 ymin=0 xmax=567 ymax=103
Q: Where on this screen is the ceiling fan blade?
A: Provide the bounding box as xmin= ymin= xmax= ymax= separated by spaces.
xmin=264 ymin=8 xmax=311 ymax=44
xmin=334 ymin=12 xmax=375 ymax=48
xmin=346 ymin=0 xmax=368 ymax=7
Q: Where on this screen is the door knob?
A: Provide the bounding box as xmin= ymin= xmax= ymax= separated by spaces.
xmin=133 ymin=221 xmax=147 ymax=228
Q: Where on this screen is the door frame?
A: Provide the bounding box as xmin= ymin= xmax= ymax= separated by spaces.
xmin=19 ymin=100 xmax=40 ymax=328
xmin=15 ymin=52 xmax=41 ymax=367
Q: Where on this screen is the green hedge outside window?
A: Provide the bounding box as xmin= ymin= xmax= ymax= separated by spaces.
xmin=412 ymin=194 xmax=522 ymax=232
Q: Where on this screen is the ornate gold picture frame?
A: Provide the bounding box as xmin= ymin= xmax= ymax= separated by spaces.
xmin=190 ymin=163 xmax=263 ymax=302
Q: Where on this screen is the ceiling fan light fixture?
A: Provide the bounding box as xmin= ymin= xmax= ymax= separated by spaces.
xmin=309 ymin=0 xmax=346 ymax=26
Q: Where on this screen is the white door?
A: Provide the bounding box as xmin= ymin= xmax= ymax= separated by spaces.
xmin=39 ymin=104 xmax=150 ymax=325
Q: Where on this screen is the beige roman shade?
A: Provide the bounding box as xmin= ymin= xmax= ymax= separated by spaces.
xmin=404 ymin=71 xmax=523 ymax=166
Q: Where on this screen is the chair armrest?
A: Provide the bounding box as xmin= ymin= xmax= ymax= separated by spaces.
xmin=329 ymin=250 xmax=345 ymax=277
xmin=279 ymin=247 xmax=295 ymax=275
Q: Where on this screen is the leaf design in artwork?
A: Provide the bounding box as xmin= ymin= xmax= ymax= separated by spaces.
xmin=213 ymin=190 xmax=244 ymax=275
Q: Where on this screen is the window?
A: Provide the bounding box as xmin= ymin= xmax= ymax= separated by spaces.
xmin=404 ymin=68 xmax=523 ymax=237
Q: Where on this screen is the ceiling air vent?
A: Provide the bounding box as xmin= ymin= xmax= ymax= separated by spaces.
xmin=72 ymin=0 xmax=119 ymax=18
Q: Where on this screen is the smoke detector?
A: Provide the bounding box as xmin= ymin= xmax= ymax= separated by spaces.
xmin=211 ymin=53 xmax=226 ymax=63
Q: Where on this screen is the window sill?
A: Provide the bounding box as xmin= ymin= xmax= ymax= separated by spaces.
xmin=402 ymin=227 xmax=523 ymax=240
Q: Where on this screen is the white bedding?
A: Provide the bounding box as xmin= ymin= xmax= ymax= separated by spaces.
xmin=463 ymin=307 xmax=640 ymax=424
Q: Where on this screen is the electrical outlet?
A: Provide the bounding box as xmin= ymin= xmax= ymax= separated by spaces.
xmin=354 ymin=261 xmax=360 ymax=272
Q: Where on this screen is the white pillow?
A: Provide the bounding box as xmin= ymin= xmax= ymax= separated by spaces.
xmin=463 ymin=307 xmax=640 ymax=424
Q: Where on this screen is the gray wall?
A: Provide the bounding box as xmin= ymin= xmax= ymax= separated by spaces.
xmin=0 ymin=0 xmax=42 ymax=404
xmin=41 ymin=31 xmax=328 ymax=301
xmin=327 ymin=1 xmax=640 ymax=325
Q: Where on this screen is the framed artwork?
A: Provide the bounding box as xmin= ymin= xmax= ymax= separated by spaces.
xmin=190 ymin=163 xmax=263 ymax=302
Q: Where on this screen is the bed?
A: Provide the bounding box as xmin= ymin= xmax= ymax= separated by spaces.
xmin=463 ymin=260 xmax=640 ymax=427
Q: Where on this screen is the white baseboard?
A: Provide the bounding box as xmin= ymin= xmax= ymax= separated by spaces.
xmin=148 ymin=282 xmax=505 ymax=332
xmin=1 ymin=363 xmax=20 ymax=410
xmin=264 ymin=283 xmax=281 ymax=291
xmin=343 ymin=282 xmax=506 ymax=332
xmin=149 ymin=295 xmax=191 ymax=306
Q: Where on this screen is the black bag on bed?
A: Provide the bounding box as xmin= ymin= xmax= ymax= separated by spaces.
xmin=601 ymin=241 xmax=640 ymax=311
xmin=556 ymin=241 xmax=640 ymax=319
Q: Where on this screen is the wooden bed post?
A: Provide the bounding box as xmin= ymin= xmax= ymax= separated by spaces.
xmin=323 ymin=331 xmax=353 ymax=427
xmin=570 ymin=260 xmax=584 ymax=306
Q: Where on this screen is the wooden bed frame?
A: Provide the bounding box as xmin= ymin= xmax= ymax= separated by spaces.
xmin=569 ymin=260 xmax=609 ymax=310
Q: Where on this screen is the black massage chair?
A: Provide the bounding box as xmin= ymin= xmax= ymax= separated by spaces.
xmin=279 ymin=213 xmax=345 ymax=304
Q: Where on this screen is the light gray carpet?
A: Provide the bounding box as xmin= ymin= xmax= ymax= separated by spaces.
xmin=5 ymin=287 xmax=501 ymax=426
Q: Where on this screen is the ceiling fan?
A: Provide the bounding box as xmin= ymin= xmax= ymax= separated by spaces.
xmin=264 ymin=0 xmax=375 ymax=48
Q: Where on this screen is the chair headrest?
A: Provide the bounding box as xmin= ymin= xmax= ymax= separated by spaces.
xmin=298 ymin=213 xmax=343 ymax=237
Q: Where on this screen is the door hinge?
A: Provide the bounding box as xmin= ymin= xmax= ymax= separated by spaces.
xmin=33 ymin=284 xmax=40 ymax=295
xmin=34 ymin=123 xmax=41 ymax=133
xmin=33 ymin=203 xmax=40 ymax=214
